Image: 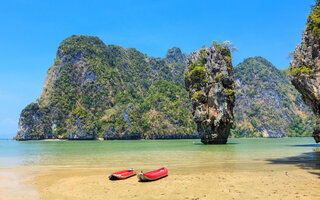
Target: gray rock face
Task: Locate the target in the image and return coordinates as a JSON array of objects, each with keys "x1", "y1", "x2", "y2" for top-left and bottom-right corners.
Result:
[
  {"x1": 67, "y1": 118, "x2": 95, "y2": 140},
  {"x1": 84, "y1": 71, "x2": 95, "y2": 85},
  {"x1": 165, "y1": 47, "x2": 186, "y2": 63},
  {"x1": 15, "y1": 103, "x2": 55, "y2": 140},
  {"x1": 66, "y1": 107, "x2": 97, "y2": 140},
  {"x1": 185, "y1": 45, "x2": 235, "y2": 144},
  {"x1": 290, "y1": 2, "x2": 320, "y2": 143},
  {"x1": 261, "y1": 129, "x2": 284, "y2": 138},
  {"x1": 122, "y1": 105, "x2": 132, "y2": 130}
]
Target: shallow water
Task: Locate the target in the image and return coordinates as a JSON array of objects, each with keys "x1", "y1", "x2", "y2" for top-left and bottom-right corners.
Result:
[{"x1": 0, "y1": 138, "x2": 319, "y2": 173}]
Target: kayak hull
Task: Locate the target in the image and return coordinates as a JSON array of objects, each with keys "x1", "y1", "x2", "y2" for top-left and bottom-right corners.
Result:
[
  {"x1": 137, "y1": 167, "x2": 168, "y2": 182},
  {"x1": 109, "y1": 169, "x2": 136, "y2": 180}
]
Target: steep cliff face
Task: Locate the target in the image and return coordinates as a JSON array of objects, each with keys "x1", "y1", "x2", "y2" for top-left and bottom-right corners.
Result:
[
  {"x1": 233, "y1": 57, "x2": 314, "y2": 138},
  {"x1": 185, "y1": 43, "x2": 235, "y2": 144},
  {"x1": 16, "y1": 103, "x2": 53, "y2": 140},
  {"x1": 15, "y1": 35, "x2": 196, "y2": 140},
  {"x1": 290, "y1": 1, "x2": 320, "y2": 143}
]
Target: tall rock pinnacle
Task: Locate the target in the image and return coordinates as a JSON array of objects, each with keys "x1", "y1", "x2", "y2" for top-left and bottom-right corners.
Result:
[{"x1": 185, "y1": 42, "x2": 235, "y2": 144}]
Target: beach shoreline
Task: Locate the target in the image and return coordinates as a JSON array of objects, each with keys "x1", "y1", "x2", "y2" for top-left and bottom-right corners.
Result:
[{"x1": 7, "y1": 136, "x2": 316, "y2": 142}]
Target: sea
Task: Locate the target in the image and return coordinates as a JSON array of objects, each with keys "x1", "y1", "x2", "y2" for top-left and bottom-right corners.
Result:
[{"x1": 0, "y1": 138, "x2": 319, "y2": 172}]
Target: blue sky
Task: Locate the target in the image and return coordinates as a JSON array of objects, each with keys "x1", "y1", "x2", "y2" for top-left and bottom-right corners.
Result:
[{"x1": 0, "y1": 0, "x2": 314, "y2": 138}]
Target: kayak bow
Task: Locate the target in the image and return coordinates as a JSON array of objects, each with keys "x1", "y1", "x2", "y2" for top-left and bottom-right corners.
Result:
[{"x1": 137, "y1": 167, "x2": 168, "y2": 181}]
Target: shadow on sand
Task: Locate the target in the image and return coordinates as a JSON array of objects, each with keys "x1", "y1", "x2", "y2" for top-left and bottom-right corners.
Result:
[
  {"x1": 138, "y1": 175, "x2": 168, "y2": 183},
  {"x1": 288, "y1": 144, "x2": 320, "y2": 147},
  {"x1": 109, "y1": 175, "x2": 136, "y2": 181},
  {"x1": 266, "y1": 149, "x2": 320, "y2": 178}
]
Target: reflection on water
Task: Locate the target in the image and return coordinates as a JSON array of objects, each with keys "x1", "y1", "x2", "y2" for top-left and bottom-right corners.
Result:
[{"x1": 0, "y1": 138, "x2": 319, "y2": 173}]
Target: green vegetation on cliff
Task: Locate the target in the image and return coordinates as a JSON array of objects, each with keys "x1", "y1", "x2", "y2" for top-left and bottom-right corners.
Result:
[
  {"x1": 15, "y1": 36, "x2": 315, "y2": 140},
  {"x1": 288, "y1": 1, "x2": 320, "y2": 77},
  {"x1": 306, "y1": 0, "x2": 320, "y2": 35},
  {"x1": 16, "y1": 35, "x2": 195, "y2": 140},
  {"x1": 232, "y1": 57, "x2": 314, "y2": 138},
  {"x1": 129, "y1": 80, "x2": 195, "y2": 138}
]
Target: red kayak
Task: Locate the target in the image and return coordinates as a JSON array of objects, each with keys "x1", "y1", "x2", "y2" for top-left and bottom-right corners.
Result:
[
  {"x1": 137, "y1": 167, "x2": 168, "y2": 181},
  {"x1": 109, "y1": 169, "x2": 136, "y2": 180}
]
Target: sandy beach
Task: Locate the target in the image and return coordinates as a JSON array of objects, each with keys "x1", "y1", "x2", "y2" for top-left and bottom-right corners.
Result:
[
  {"x1": 0, "y1": 139, "x2": 319, "y2": 200},
  {"x1": 1, "y1": 164, "x2": 316, "y2": 200}
]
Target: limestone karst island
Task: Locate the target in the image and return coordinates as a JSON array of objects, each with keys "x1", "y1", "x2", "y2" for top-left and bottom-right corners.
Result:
[{"x1": 1, "y1": 0, "x2": 320, "y2": 199}]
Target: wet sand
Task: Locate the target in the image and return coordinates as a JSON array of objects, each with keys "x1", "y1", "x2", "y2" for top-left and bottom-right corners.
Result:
[
  {"x1": 0, "y1": 168, "x2": 39, "y2": 200},
  {"x1": 7, "y1": 165, "x2": 317, "y2": 200}
]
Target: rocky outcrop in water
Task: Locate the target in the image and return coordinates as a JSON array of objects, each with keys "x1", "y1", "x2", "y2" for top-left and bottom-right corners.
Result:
[
  {"x1": 185, "y1": 43, "x2": 235, "y2": 144},
  {"x1": 290, "y1": 1, "x2": 320, "y2": 143}
]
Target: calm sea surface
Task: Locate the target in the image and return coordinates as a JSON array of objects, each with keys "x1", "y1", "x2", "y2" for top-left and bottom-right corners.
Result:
[{"x1": 0, "y1": 138, "x2": 319, "y2": 173}]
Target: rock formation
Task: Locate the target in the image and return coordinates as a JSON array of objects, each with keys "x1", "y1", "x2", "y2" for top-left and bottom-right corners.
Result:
[
  {"x1": 290, "y1": 1, "x2": 320, "y2": 143},
  {"x1": 233, "y1": 57, "x2": 314, "y2": 138},
  {"x1": 16, "y1": 34, "x2": 316, "y2": 141},
  {"x1": 15, "y1": 35, "x2": 196, "y2": 140},
  {"x1": 185, "y1": 42, "x2": 235, "y2": 144},
  {"x1": 165, "y1": 47, "x2": 186, "y2": 63}
]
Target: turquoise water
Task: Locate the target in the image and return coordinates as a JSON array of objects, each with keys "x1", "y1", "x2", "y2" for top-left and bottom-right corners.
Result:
[{"x1": 0, "y1": 138, "x2": 319, "y2": 173}]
